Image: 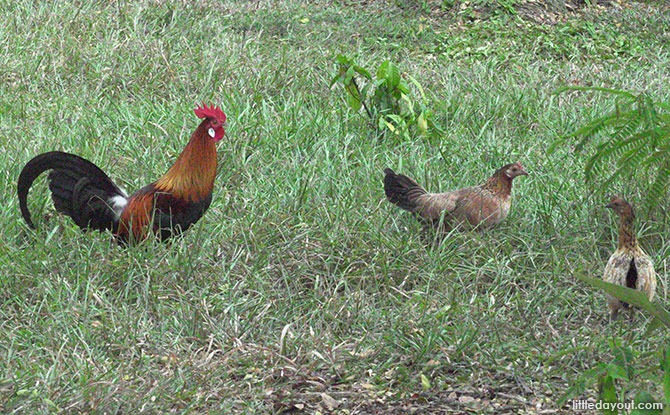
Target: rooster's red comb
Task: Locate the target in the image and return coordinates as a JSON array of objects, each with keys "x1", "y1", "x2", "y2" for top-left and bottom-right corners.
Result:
[{"x1": 194, "y1": 103, "x2": 226, "y2": 123}]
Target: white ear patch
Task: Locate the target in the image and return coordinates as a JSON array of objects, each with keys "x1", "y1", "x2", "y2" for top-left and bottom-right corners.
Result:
[
  {"x1": 208, "y1": 128, "x2": 215, "y2": 138},
  {"x1": 109, "y1": 195, "x2": 128, "y2": 218}
]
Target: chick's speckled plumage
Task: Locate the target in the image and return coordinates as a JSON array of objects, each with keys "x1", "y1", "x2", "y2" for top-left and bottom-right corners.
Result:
[{"x1": 603, "y1": 196, "x2": 657, "y2": 320}]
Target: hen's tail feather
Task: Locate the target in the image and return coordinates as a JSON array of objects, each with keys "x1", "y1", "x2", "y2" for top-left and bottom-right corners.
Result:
[
  {"x1": 383, "y1": 168, "x2": 427, "y2": 212},
  {"x1": 621, "y1": 258, "x2": 638, "y2": 310},
  {"x1": 17, "y1": 151, "x2": 127, "y2": 231}
]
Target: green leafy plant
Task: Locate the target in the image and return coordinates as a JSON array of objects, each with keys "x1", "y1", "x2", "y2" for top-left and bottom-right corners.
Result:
[
  {"x1": 330, "y1": 54, "x2": 435, "y2": 140},
  {"x1": 558, "y1": 343, "x2": 668, "y2": 415},
  {"x1": 550, "y1": 87, "x2": 670, "y2": 208},
  {"x1": 557, "y1": 273, "x2": 670, "y2": 414},
  {"x1": 558, "y1": 340, "x2": 633, "y2": 414}
]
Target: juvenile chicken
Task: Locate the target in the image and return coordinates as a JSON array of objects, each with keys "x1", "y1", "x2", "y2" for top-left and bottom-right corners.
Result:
[
  {"x1": 383, "y1": 163, "x2": 528, "y2": 230},
  {"x1": 603, "y1": 196, "x2": 657, "y2": 320}
]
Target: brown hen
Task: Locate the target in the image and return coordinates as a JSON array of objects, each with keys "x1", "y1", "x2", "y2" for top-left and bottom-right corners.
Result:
[
  {"x1": 603, "y1": 196, "x2": 657, "y2": 320},
  {"x1": 383, "y1": 163, "x2": 528, "y2": 230}
]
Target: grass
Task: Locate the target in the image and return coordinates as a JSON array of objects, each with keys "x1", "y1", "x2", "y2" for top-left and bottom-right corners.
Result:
[{"x1": 1, "y1": 0, "x2": 669, "y2": 413}]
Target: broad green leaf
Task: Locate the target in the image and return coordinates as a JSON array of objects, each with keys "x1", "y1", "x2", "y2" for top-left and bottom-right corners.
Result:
[
  {"x1": 377, "y1": 60, "x2": 400, "y2": 88},
  {"x1": 336, "y1": 54, "x2": 352, "y2": 65},
  {"x1": 605, "y1": 362, "x2": 629, "y2": 381},
  {"x1": 345, "y1": 82, "x2": 360, "y2": 100},
  {"x1": 353, "y1": 65, "x2": 372, "y2": 79},
  {"x1": 376, "y1": 61, "x2": 389, "y2": 83},
  {"x1": 600, "y1": 374, "x2": 618, "y2": 415},
  {"x1": 344, "y1": 66, "x2": 356, "y2": 84},
  {"x1": 573, "y1": 272, "x2": 670, "y2": 328},
  {"x1": 345, "y1": 89, "x2": 362, "y2": 112}
]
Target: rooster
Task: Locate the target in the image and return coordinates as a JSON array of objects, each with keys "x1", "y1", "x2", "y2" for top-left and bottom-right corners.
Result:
[
  {"x1": 17, "y1": 103, "x2": 226, "y2": 243},
  {"x1": 603, "y1": 196, "x2": 657, "y2": 320},
  {"x1": 383, "y1": 163, "x2": 528, "y2": 231}
]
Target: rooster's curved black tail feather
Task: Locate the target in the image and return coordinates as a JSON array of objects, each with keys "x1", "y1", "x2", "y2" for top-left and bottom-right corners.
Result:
[
  {"x1": 17, "y1": 151, "x2": 127, "y2": 232},
  {"x1": 383, "y1": 168, "x2": 427, "y2": 213}
]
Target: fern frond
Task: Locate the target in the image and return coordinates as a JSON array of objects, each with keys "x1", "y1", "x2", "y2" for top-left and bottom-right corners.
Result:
[
  {"x1": 557, "y1": 87, "x2": 670, "y2": 211},
  {"x1": 647, "y1": 163, "x2": 670, "y2": 206},
  {"x1": 584, "y1": 135, "x2": 640, "y2": 182},
  {"x1": 572, "y1": 107, "x2": 639, "y2": 153}
]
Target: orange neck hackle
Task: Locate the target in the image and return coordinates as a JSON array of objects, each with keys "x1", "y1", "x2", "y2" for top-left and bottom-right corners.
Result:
[{"x1": 154, "y1": 122, "x2": 218, "y2": 201}]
